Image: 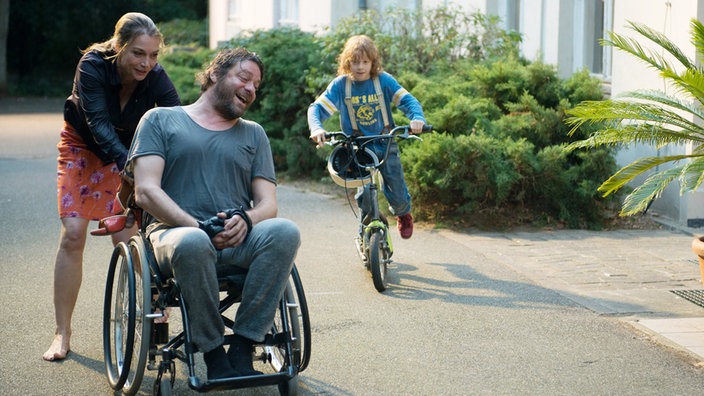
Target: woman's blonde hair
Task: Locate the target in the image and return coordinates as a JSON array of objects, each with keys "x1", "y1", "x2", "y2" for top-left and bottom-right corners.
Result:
[
  {"x1": 82, "y1": 12, "x2": 163, "y2": 60},
  {"x1": 336, "y1": 35, "x2": 383, "y2": 78}
]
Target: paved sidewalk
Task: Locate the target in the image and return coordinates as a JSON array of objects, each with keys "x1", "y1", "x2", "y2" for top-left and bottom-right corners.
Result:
[{"x1": 440, "y1": 220, "x2": 704, "y2": 363}]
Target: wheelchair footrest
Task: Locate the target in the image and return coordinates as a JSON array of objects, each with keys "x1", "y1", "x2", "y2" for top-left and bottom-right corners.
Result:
[{"x1": 189, "y1": 371, "x2": 295, "y2": 392}]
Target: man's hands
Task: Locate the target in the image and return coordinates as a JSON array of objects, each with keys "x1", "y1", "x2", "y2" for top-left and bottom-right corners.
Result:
[
  {"x1": 197, "y1": 215, "x2": 227, "y2": 238},
  {"x1": 198, "y1": 207, "x2": 252, "y2": 250}
]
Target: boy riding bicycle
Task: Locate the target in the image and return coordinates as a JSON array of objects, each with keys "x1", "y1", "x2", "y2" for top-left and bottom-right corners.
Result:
[{"x1": 307, "y1": 34, "x2": 426, "y2": 239}]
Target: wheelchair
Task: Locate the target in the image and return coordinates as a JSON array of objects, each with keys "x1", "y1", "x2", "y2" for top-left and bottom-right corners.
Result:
[{"x1": 101, "y1": 228, "x2": 311, "y2": 396}]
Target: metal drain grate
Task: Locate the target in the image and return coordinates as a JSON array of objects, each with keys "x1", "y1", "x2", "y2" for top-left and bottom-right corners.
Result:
[{"x1": 671, "y1": 289, "x2": 704, "y2": 308}]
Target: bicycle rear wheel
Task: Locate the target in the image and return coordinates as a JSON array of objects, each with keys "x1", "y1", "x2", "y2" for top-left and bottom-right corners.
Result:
[{"x1": 369, "y1": 231, "x2": 389, "y2": 292}]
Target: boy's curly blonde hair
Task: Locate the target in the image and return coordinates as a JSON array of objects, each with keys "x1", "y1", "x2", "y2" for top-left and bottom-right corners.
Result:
[{"x1": 336, "y1": 35, "x2": 383, "y2": 79}]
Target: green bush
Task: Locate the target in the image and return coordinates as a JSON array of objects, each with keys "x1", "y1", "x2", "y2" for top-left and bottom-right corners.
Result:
[
  {"x1": 532, "y1": 145, "x2": 617, "y2": 228},
  {"x1": 402, "y1": 133, "x2": 532, "y2": 224},
  {"x1": 158, "y1": 46, "x2": 215, "y2": 104},
  {"x1": 398, "y1": 55, "x2": 613, "y2": 228}
]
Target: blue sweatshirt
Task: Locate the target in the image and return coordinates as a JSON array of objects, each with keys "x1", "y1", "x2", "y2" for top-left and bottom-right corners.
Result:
[{"x1": 307, "y1": 72, "x2": 425, "y2": 137}]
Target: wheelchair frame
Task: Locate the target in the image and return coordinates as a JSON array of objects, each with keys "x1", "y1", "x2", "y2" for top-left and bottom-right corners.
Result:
[{"x1": 102, "y1": 230, "x2": 311, "y2": 396}]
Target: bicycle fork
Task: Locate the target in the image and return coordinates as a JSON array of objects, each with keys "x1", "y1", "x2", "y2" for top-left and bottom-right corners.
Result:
[{"x1": 362, "y1": 176, "x2": 393, "y2": 259}]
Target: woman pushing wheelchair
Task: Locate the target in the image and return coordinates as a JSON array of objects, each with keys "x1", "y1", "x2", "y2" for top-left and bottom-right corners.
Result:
[{"x1": 45, "y1": 12, "x2": 180, "y2": 362}]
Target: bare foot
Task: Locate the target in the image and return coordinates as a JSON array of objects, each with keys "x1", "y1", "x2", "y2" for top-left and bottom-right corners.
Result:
[{"x1": 43, "y1": 334, "x2": 70, "y2": 361}]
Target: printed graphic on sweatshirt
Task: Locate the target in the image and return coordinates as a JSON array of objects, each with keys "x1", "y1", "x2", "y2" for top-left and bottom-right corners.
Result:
[{"x1": 350, "y1": 93, "x2": 381, "y2": 127}]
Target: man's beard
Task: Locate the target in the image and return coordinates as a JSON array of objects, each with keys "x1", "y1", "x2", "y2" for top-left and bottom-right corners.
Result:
[{"x1": 213, "y1": 81, "x2": 247, "y2": 120}]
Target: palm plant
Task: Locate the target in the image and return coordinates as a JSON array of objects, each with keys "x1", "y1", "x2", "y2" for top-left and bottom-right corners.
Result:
[{"x1": 566, "y1": 19, "x2": 704, "y2": 216}]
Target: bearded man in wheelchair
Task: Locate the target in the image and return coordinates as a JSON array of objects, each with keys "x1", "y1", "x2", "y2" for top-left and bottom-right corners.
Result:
[{"x1": 123, "y1": 48, "x2": 300, "y2": 380}]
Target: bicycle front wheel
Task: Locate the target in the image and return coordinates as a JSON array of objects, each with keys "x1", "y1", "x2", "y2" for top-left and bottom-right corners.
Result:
[{"x1": 369, "y1": 231, "x2": 388, "y2": 292}]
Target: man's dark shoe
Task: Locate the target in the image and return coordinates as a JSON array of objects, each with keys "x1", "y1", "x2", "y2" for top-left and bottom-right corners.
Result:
[
  {"x1": 227, "y1": 335, "x2": 262, "y2": 376},
  {"x1": 396, "y1": 213, "x2": 413, "y2": 239},
  {"x1": 203, "y1": 345, "x2": 238, "y2": 380}
]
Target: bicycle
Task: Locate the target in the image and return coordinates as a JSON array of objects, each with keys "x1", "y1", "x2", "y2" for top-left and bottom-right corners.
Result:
[{"x1": 324, "y1": 124, "x2": 432, "y2": 292}]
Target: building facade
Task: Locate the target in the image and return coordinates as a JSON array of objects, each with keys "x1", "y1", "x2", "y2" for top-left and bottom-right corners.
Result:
[{"x1": 208, "y1": 0, "x2": 704, "y2": 227}]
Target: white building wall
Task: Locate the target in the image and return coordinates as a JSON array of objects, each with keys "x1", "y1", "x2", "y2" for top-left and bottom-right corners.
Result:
[
  {"x1": 540, "y1": 0, "x2": 560, "y2": 65},
  {"x1": 298, "y1": 0, "x2": 331, "y2": 32},
  {"x1": 209, "y1": 0, "x2": 276, "y2": 47},
  {"x1": 240, "y1": 2, "x2": 276, "y2": 31},
  {"x1": 521, "y1": 0, "x2": 546, "y2": 62},
  {"x1": 209, "y1": 0, "x2": 227, "y2": 48}
]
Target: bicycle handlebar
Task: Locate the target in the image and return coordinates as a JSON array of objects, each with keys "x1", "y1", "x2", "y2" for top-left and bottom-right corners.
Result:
[
  {"x1": 323, "y1": 124, "x2": 433, "y2": 143},
  {"x1": 323, "y1": 125, "x2": 433, "y2": 170}
]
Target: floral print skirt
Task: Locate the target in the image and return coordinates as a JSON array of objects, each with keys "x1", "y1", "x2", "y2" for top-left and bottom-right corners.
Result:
[{"x1": 57, "y1": 122, "x2": 121, "y2": 221}]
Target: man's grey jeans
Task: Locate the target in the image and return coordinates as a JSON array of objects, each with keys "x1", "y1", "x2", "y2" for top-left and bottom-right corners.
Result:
[{"x1": 148, "y1": 218, "x2": 300, "y2": 353}]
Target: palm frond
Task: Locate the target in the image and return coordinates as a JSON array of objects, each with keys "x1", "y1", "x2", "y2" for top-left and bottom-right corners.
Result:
[
  {"x1": 566, "y1": 99, "x2": 671, "y2": 126},
  {"x1": 603, "y1": 32, "x2": 679, "y2": 74},
  {"x1": 690, "y1": 19, "x2": 704, "y2": 61},
  {"x1": 597, "y1": 154, "x2": 693, "y2": 196},
  {"x1": 625, "y1": 21, "x2": 695, "y2": 69},
  {"x1": 566, "y1": 123, "x2": 704, "y2": 152},
  {"x1": 628, "y1": 90, "x2": 704, "y2": 121},
  {"x1": 619, "y1": 165, "x2": 683, "y2": 215},
  {"x1": 566, "y1": 99, "x2": 704, "y2": 147},
  {"x1": 680, "y1": 158, "x2": 704, "y2": 192},
  {"x1": 660, "y1": 68, "x2": 704, "y2": 106}
]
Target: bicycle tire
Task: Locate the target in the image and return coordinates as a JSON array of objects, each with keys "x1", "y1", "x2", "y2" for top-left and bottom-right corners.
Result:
[{"x1": 369, "y1": 231, "x2": 388, "y2": 292}]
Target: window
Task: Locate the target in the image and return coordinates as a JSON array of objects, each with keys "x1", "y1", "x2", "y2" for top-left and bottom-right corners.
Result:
[
  {"x1": 575, "y1": 0, "x2": 612, "y2": 77},
  {"x1": 277, "y1": 0, "x2": 299, "y2": 27},
  {"x1": 228, "y1": 0, "x2": 242, "y2": 22}
]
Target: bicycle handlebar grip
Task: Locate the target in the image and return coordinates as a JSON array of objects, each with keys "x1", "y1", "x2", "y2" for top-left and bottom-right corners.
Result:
[{"x1": 422, "y1": 124, "x2": 433, "y2": 132}]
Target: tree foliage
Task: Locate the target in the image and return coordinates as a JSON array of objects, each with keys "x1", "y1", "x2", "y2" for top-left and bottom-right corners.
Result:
[{"x1": 6, "y1": 0, "x2": 207, "y2": 96}]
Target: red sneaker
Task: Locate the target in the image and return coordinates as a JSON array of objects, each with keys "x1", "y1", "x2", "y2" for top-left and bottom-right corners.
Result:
[{"x1": 396, "y1": 213, "x2": 413, "y2": 239}]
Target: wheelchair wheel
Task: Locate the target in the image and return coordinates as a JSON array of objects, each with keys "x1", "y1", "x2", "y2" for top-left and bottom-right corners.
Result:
[
  {"x1": 103, "y1": 242, "x2": 136, "y2": 390},
  {"x1": 267, "y1": 265, "x2": 311, "y2": 375},
  {"x1": 121, "y1": 235, "x2": 153, "y2": 395},
  {"x1": 103, "y1": 237, "x2": 153, "y2": 395},
  {"x1": 369, "y1": 231, "x2": 388, "y2": 292}
]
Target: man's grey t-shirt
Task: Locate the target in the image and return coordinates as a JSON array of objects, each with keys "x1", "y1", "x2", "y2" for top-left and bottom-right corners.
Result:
[{"x1": 127, "y1": 106, "x2": 276, "y2": 222}]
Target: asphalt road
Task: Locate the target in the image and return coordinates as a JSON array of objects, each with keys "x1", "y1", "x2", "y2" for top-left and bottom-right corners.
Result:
[{"x1": 1, "y1": 98, "x2": 704, "y2": 395}]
